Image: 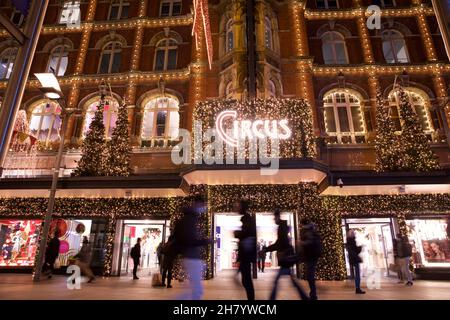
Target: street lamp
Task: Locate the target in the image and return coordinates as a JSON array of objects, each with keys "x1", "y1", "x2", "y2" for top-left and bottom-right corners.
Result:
[{"x1": 33, "y1": 73, "x2": 74, "y2": 282}]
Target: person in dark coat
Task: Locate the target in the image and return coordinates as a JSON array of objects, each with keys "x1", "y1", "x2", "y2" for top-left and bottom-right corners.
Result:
[
  {"x1": 161, "y1": 235, "x2": 176, "y2": 288},
  {"x1": 234, "y1": 200, "x2": 257, "y2": 301},
  {"x1": 266, "y1": 209, "x2": 308, "y2": 300},
  {"x1": 393, "y1": 234, "x2": 404, "y2": 283},
  {"x1": 74, "y1": 236, "x2": 95, "y2": 283},
  {"x1": 346, "y1": 230, "x2": 365, "y2": 294},
  {"x1": 299, "y1": 218, "x2": 322, "y2": 300},
  {"x1": 257, "y1": 241, "x2": 267, "y2": 272},
  {"x1": 130, "y1": 238, "x2": 141, "y2": 280},
  {"x1": 173, "y1": 195, "x2": 212, "y2": 300},
  {"x1": 42, "y1": 230, "x2": 60, "y2": 279}
]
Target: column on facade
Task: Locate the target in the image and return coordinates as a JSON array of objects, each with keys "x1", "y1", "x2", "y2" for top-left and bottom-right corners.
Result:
[
  {"x1": 432, "y1": 73, "x2": 450, "y2": 145},
  {"x1": 416, "y1": 6, "x2": 438, "y2": 62},
  {"x1": 355, "y1": 10, "x2": 374, "y2": 64},
  {"x1": 231, "y1": 0, "x2": 247, "y2": 97},
  {"x1": 367, "y1": 74, "x2": 380, "y2": 139}
]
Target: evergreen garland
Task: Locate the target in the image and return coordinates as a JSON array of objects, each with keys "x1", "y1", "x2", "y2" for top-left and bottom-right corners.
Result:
[
  {"x1": 105, "y1": 102, "x2": 132, "y2": 176},
  {"x1": 73, "y1": 98, "x2": 107, "y2": 176}
]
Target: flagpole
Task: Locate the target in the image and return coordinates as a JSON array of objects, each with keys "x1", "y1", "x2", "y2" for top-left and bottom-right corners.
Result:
[{"x1": 0, "y1": 0, "x2": 49, "y2": 175}]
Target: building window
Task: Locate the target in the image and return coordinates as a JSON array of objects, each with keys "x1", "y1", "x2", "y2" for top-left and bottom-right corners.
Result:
[
  {"x1": 154, "y1": 39, "x2": 178, "y2": 71},
  {"x1": 264, "y1": 17, "x2": 273, "y2": 50},
  {"x1": 388, "y1": 89, "x2": 433, "y2": 133},
  {"x1": 0, "y1": 48, "x2": 17, "y2": 80},
  {"x1": 316, "y1": 0, "x2": 339, "y2": 9},
  {"x1": 10, "y1": 8, "x2": 24, "y2": 26},
  {"x1": 323, "y1": 91, "x2": 366, "y2": 143},
  {"x1": 380, "y1": 0, "x2": 395, "y2": 8},
  {"x1": 382, "y1": 30, "x2": 409, "y2": 63},
  {"x1": 29, "y1": 101, "x2": 62, "y2": 146},
  {"x1": 160, "y1": 0, "x2": 182, "y2": 17},
  {"x1": 226, "y1": 19, "x2": 234, "y2": 53},
  {"x1": 268, "y1": 80, "x2": 276, "y2": 98},
  {"x1": 59, "y1": 1, "x2": 81, "y2": 25},
  {"x1": 108, "y1": 0, "x2": 130, "y2": 20},
  {"x1": 141, "y1": 96, "x2": 180, "y2": 146},
  {"x1": 321, "y1": 31, "x2": 348, "y2": 64},
  {"x1": 98, "y1": 42, "x2": 122, "y2": 74},
  {"x1": 47, "y1": 45, "x2": 69, "y2": 76},
  {"x1": 83, "y1": 97, "x2": 119, "y2": 138}
]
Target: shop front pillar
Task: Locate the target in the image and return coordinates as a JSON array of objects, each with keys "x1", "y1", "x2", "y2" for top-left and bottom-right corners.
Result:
[
  {"x1": 297, "y1": 183, "x2": 347, "y2": 280},
  {"x1": 103, "y1": 215, "x2": 116, "y2": 276}
]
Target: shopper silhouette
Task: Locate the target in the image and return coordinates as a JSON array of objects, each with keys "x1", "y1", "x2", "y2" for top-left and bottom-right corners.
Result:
[
  {"x1": 42, "y1": 229, "x2": 60, "y2": 279},
  {"x1": 161, "y1": 235, "x2": 176, "y2": 288},
  {"x1": 346, "y1": 230, "x2": 365, "y2": 294},
  {"x1": 74, "y1": 236, "x2": 95, "y2": 283},
  {"x1": 299, "y1": 218, "x2": 322, "y2": 300},
  {"x1": 173, "y1": 195, "x2": 212, "y2": 300},
  {"x1": 130, "y1": 237, "x2": 141, "y2": 280},
  {"x1": 265, "y1": 209, "x2": 308, "y2": 300},
  {"x1": 234, "y1": 200, "x2": 257, "y2": 300},
  {"x1": 257, "y1": 241, "x2": 267, "y2": 273},
  {"x1": 397, "y1": 235, "x2": 413, "y2": 286}
]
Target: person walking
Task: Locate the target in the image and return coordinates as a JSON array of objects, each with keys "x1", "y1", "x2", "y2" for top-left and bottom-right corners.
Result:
[
  {"x1": 257, "y1": 242, "x2": 267, "y2": 273},
  {"x1": 234, "y1": 200, "x2": 257, "y2": 301},
  {"x1": 346, "y1": 230, "x2": 365, "y2": 294},
  {"x1": 74, "y1": 236, "x2": 95, "y2": 283},
  {"x1": 393, "y1": 234, "x2": 404, "y2": 283},
  {"x1": 130, "y1": 238, "x2": 141, "y2": 280},
  {"x1": 299, "y1": 218, "x2": 322, "y2": 300},
  {"x1": 397, "y1": 235, "x2": 413, "y2": 286},
  {"x1": 265, "y1": 209, "x2": 309, "y2": 300},
  {"x1": 173, "y1": 195, "x2": 212, "y2": 300},
  {"x1": 161, "y1": 235, "x2": 176, "y2": 288},
  {"x1": 42, "y1": 230, "x2": 60, "y2": 279},
  {"x1": 156, "y1": 241, "x2": 163, "y2": 272}
]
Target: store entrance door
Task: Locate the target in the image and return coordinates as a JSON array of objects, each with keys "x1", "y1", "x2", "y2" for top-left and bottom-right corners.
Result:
[
  {"x1": 119, "y1": 219, "x2": 170, "y2": 277},
  {"x1": 342, "y1": 218, "x2": 396, "y2": 278},
  {"x1": 214, "y1": 212, "x2": 295, "y2": 274}
]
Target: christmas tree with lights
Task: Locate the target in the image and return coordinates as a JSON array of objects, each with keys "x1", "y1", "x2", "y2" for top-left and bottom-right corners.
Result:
[
  {"x1": 396, "y1": 85, "x2": 440, "y2": 171},
  {"x1": 105, "y1": 102, "x2": 131, "y2": 176},
  {"x1": 73, "y1": 97, "x2": 107, "y2": 176},
  {"x1": 374, "y1": 89, "x2": 402, "y2": 171}
]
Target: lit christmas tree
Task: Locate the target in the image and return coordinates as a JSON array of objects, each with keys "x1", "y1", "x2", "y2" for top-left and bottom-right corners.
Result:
[
  {"x1": 374, "y1": 89, "x2": 402, "y2": 171},
  {"x1": 105, "y1": 102, "x2": 131, "y2": 176},
  {"x1": 396, "y1": 85, "x2": 440, "y2": 171},
  {"x1": 73, "y1": 97, "x2": 107, "y2": 176}
]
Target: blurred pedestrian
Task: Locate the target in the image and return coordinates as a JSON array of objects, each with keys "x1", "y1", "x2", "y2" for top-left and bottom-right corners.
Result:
[
  {"x1": 161, "y1": 235, "x2": 176, "y2": 288},
  {"x1": 266, "y1": 209, "x2": 308, "y2": 300},
  {"x1": 299, "y1": 218, "x2": 322, "y2": 300},
  {"x1": 234, "y1": 200, "x2": 257, "y2": 301},
  {"x1": 393, "y1": 234, "x2": 404, "y2": 283},
  {"x1": 156, "y1": 241, "x2": 163, "y2": 272},
  {"x1": 346, "y1": 230, "x2": 365, "y2": 294},
  {"x1": 397, "y1": 235, "x2": 413, "y2": 286},
  {"x1": 257, "y1": 242, "x2": 267, "y2": 273},
  {"x1": 74, "y1": 236, "x2": 95, "y2": 283},
  {"x1": 130, "y1": 237, "x2": 141, "y2": 280},
  {"x1": 42, "y1": 230, "x2": 60, "y2": 279},
  {"x1": 173, "y1": 195, "x2": 212, "y2": 300}
]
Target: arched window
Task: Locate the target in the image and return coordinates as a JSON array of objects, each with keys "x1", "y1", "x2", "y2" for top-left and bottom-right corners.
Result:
[
  {"x1": 29, "y1": 101, "x2": 62, "y2": 146},
  {"x1": 226, "y1": 19, "x2": 234, "y2": 53},
  {"x1": 225, "y1": 82, "x2": 234, "y2": 99},
  {"x1": 316, "y1": 0, "x2": 338, "y2": 9},
  {"x1": 47, "y1": 45, "x2": 69, "y2": 76},
  {"x1": 83, "y1": 97, "x2": 119, "y2": 138},
  {"x1": 382, "y1": 30, "x2": 409, "y2": 63},
  {"x1": 268, "y1": 80, "x2": 276, "y2": 98},
  {"x1": 323, "y1": 90, "x2": 366, "y2": 143},
  {"x1": 154, "y1": 39, "x2": 178, "y2": 71},
  {"x1": 109, "y1": 0, "x2": 130, "y2": 20},
  {"x1": 98, "y1": 42, "x2": 122, "y2": 74},
  {"x1": 388, "y1": 89, "x2": 433, "y2": 133},
  {"x1": 321, "y1": 31, "x2": 348, "y2": 64},
  {"x1": 141, "y1": 96, "x2": 180, "y2": 147},
  {"x1": 264, "y1": 17, "x2": 273, "y2": 50},
  {"x1": 160, "y1": 0, "x2": 182, "y2": 17},
  {"x1": 0, "y1": 48, "x2": 17, "y2": 80}
]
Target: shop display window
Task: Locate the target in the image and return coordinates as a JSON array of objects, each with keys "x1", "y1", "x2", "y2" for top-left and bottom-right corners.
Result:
[
  {"x1": 407, "y1": 218, "x2": 450, "y2": 268},
  {"x1": 0, "y1": 220, "x2": 42, "y2": 267}
]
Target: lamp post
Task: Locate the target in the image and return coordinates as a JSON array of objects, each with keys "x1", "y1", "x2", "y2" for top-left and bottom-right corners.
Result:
[{"x1": 32, "y1": 73, "x2": 74, "y2": 282}]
